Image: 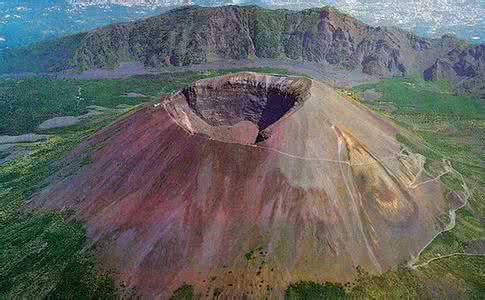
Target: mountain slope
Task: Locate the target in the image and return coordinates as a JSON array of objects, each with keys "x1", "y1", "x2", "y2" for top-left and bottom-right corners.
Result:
[
  {"x1": 30, "y1": 72, "x2": 450, "y2": 298},
  {"x1": 0, "y1": 0, "x2": 171, "y2": 50},
  {"x1": 0, "y1": 33, "x2": 87, "y2": 74},
  {"x1": 69, "y1": 1, "x2": 485, "y2": 43},
  {"x1": 424, "y1": 44, "x2": 485, "y2": 96},
  {"x1": 1, "y1": 5, "x2": 483, "y2": 97},
  {"x1": 2, "y1": 0, "x2": 481, "y2": 50}
]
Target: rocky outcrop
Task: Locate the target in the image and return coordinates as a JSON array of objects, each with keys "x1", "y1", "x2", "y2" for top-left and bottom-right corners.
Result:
[
  {"x1": 164, "y1": 74, "x2": 311, "y2": 144},
  {"x1": 30, "y1": 73, "x2": 450, "y2": 298},
  {"x1": 425, "y1": 44, "x2": 485, "y2": 97},
  {"x1": 68, "y1": 5, "x2": 483, "y2": 89}
]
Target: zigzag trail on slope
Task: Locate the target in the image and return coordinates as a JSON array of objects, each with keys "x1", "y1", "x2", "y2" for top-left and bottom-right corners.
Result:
[
  {"x1": 408, "y1": 162, "x2": 475, "y2": 269},
  {"x1": 396, "y1": 118, "x2": 485, "y2": 269}
]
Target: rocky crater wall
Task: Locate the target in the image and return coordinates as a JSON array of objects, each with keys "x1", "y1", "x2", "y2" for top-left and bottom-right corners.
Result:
[{"x1": 166, "y1": 73, "x2": 312, "y2": 144}]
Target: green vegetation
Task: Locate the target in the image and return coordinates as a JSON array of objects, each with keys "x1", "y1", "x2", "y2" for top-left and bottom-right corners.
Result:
[
  {"x1": 170, "y1": 284, "x2": 195, "y2": 300},
  {"x1": 285, "y1": 281, "x2": 346, "y2": 299},
  {"x1": 0, "y1": 33, "x2": 86, "y2": 74},
  {"x1": 244, "y1": 246, "x2": 263, "y2": 261},
  {"x1": 0, "y1": 67, "x2": 292, "y2": 135},
  {"x1": 0, "y1": 121, "x2": 121, "y2": 298},
  {"x1": 0, "y1": 76, "x2": 155, "y2": 135},
  {"x1": 252, "y1": 9, "x2": 288, "y2": 58},
  {"x1": 353, "y1": 77, "x2": 484, "y2": 117},
  {"x1": 350, "y1": 77, "x2": 485, "y2": 297},
  {"x1": 348, "y1": 265, "x2": 431, "y2": 299}
]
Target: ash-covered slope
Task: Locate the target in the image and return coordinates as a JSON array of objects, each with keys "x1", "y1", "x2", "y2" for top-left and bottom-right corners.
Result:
[{"x1": 31, "y1": 73, "x2": 449, "y2": 298}]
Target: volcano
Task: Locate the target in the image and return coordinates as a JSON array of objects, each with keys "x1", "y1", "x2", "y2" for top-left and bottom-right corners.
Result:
[{"x1": 31, "y1": 73, "x2": 448, "y2": 298}]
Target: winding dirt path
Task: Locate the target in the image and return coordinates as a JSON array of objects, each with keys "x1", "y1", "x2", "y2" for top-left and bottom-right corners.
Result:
[
  {"x1": 412, "y1": 252, "x2": 485, "y2": 268},
  {"x1": 408, "y1": 169, "x2": 476, "y2": 269}
]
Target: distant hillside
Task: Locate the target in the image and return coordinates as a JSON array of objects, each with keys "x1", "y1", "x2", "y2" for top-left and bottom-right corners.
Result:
[
  {"x1": 0, "y1": 34, "x2": 87, "y2": 74},
  {"x1": 1, "y1": 5, "x2": 484, "y2": 97},
  {"x1": 0, "y1": 1, "x2": 170, "y2": 50},
  {"x1": 68, "y1": 0, "x2": 485, "y2": 42},
  {"x1": 1, "y1": 1, "x2": 481, "y2": 50}
]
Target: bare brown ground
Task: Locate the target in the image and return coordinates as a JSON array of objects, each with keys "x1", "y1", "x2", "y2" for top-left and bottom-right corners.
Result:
[{"x1": 30, "y1": 73, "x2": 448, "y2": 298}]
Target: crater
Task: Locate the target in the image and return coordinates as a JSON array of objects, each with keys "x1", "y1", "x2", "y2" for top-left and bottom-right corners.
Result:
[{"x1": 170, "y1": 73, "x2": 312, "y2": 144}]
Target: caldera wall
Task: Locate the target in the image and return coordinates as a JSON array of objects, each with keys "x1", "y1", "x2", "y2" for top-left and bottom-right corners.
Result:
[{"x1": 164, "y1": 73, "x2": 312, "y2": 144}]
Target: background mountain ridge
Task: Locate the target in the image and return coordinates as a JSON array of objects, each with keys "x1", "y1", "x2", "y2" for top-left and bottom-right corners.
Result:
[{"x1": 1, "y1": 5, "x2": 483, "y2": 97}]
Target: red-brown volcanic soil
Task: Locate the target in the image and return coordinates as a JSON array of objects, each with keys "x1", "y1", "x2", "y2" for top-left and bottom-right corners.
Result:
[{"x1": 30, "y1": 72, "x2": 449, "y2": 298}]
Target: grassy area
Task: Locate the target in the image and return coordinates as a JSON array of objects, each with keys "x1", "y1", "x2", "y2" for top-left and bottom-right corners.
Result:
[
  {"x1": 352, "y1": 77, "x2": 484, "y2": 117},
  {"x1": 0, "y1": 116, "x2": 122, "y2": 298},
  {"x1": 285, "y1": 281, "x2": 346, "y2": 299},
  {"x1": 0, "y1": 67, "x2": 292, "y2": 136}
]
